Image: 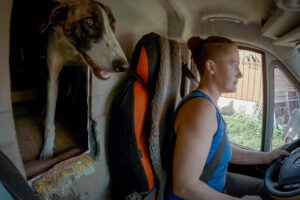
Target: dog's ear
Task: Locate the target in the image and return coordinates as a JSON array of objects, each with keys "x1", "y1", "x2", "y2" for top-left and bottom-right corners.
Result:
[
  {"x1": 40, "y1": 5, "x2": 69, "y2": 33},
  {"x1": 96, "y1": 2, "x2": 116, "y2": 31}
]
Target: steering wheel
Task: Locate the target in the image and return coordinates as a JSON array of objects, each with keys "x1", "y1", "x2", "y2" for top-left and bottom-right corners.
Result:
[{"x1": 265, "y1": 138, "x2": 300, "y2": 199}]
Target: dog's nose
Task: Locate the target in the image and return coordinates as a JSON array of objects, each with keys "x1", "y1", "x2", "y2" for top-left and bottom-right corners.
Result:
[{"x1": 113, "y1": 59, "x2": 129, "y2": 72}]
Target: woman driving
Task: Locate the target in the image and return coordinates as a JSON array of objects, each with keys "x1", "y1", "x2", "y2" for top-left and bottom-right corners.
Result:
[{"x1": 165, "y1": 35, "x2": 289, "y2": 200}]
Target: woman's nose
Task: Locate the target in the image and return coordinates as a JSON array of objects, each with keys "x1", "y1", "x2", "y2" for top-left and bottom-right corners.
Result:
[{"x1": 237, "y1": 67, "x2": 243, "y2": 78}]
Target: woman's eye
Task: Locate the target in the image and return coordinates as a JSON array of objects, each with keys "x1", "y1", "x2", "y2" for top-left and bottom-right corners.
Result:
[
  {"x1": 230, "y1": 62, "x2": 239, "y2": 70},
  {"x1": 85, "y1": 17, "x2": 94, "y2": 26},
  {"x1": 111, "y1": 21, "x2": 115, "y2": 31}
]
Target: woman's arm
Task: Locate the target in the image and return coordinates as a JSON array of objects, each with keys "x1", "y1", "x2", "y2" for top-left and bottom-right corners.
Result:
[
  {"x1": 230, "y1": 144, "x2": 289, "y2": 165},
  {"x1": 172, "y1": 98, "x2": 241, "y2": 199}
]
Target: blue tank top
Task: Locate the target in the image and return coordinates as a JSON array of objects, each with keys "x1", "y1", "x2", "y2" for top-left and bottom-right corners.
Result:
[{"x1": 166, "y1": 91, "x2": 232, "y2": 199}]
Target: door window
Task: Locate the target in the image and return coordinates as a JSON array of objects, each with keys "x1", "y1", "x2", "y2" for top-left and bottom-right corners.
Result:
[
  {"x1": 218, "y1": 48, "x2": 263, "y2": 150},
  {"x1": 272, "y1": 67, "x2": 300, "y2": 149}
]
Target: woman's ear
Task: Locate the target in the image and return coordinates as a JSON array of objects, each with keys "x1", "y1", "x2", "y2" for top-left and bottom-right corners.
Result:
[{"x1": 205, "y1": 59, "x2": 216, "y2": 75}]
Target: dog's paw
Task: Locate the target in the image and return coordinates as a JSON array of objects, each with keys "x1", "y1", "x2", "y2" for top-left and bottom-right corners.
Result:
[
  {"x1": 39, "y1": 146, "x2": 54, "y2": 160},
  {"x1": 40, "y1": 126, "x2": 55, "y2": 159}
]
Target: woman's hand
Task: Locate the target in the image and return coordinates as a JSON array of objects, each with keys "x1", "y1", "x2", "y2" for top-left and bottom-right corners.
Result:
[
  {"x1": 240, "y1": 195, "x2": 262, "y2": 200},
  {"x1": 266, "y1": 149, "x2": 289, "y2": 164}
]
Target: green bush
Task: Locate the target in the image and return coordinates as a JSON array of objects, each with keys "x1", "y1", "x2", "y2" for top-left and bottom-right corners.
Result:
[
  {"x1": 272, "y1": 126, "x2": 286, "y2": 149},
  {"x1": 223, "y1": 111, "x2": 262, "y2": 150},
  {"x1": 223, "y1": 110, "x2": 284, "y2": 150}
]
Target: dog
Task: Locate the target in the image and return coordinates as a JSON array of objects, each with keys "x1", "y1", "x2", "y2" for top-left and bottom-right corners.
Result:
[{"x1": 39, "y1": 0, "x2": 129, "y2": 159}]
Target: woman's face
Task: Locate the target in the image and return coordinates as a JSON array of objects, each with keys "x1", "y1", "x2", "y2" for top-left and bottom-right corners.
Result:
[{"x1": 214, "y1": 45, "x2": 243, "y2": 93}]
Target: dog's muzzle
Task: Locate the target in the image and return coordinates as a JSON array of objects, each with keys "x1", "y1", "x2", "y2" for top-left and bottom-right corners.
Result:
[
  {"x1": 113, "y1": 59, "x2": 129, "y2": 72},
  {"x1": 79, "y1": 49, "x2": 128, "y2": 80},
  {"x1": 93, "y1": 58, "x2": 128, "y2": 80}
]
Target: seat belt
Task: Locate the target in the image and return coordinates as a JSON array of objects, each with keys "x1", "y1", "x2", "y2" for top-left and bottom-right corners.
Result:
[{"x1": 200, "y1": 124, "x2": 227, "y2": 183}]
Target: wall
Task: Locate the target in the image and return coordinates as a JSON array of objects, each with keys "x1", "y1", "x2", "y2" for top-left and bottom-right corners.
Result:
[
  {"x1": 0, "y1": 0, "x2": 132, "y2": 199},
  {"x1": 0, "y1": 0, "x2": 26, "y2": 177}
]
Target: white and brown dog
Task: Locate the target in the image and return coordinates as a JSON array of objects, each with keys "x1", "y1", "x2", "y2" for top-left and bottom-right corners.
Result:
[{"x1": 39, "y1": 0, "x2": 128, "y2": 159}]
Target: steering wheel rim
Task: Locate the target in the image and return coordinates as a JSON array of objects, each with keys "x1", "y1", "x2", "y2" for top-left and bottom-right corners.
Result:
[{"x1": 265, "y1": 139, "x2": 300, "y2": 198}]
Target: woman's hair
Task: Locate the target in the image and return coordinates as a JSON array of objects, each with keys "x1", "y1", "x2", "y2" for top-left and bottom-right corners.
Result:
[{"x1": 187, "y1": 36, "x2": 235, "y2": 76}]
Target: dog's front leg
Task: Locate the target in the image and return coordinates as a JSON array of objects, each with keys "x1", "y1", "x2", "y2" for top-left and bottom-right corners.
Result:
[{"x1": 40, "y1": 54, "x2": 64, "y2": 160}]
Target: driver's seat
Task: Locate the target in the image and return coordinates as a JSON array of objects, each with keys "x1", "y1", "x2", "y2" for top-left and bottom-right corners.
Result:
[{"x1": 108, "y1": 32, "x2": 182, "y2": 200}]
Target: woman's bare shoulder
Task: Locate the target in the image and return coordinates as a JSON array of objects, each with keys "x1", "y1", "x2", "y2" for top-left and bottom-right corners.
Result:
[{"x1": 174, "y1": 97, "x2": 218, "y2": 137}]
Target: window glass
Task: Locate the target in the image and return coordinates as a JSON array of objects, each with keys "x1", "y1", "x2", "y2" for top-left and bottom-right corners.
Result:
[
  {"x1": 218, "y1": 49, "x2": 263, "y2": 150},
  {"x1": 272, "y1": 68, "x2": 300, "y2": 149}
]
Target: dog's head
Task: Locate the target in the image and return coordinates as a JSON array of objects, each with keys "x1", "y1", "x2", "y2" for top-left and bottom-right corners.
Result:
[{"x1": 41, "y1": 0, "x2": 129, "y2": 79}]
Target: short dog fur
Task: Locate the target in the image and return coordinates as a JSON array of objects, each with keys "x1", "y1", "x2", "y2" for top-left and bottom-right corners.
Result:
[{"x1": 40, "y1": 0, "x2": 128, "y2": 159}]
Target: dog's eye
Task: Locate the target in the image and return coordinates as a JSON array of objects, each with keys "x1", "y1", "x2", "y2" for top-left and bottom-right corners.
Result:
[
  {"x1": 65, "y1": 24, "x2": 76, "y2": 35},
  {"x1": 84, "y1": 17, "x2": 94, "y2": 26}
]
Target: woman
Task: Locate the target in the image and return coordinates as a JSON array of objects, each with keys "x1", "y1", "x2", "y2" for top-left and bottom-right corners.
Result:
[{"x1": 165, "y1": 36, "x2": 288, "y2": 200}]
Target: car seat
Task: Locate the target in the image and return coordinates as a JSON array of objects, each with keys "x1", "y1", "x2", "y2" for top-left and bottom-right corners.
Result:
[
  {"x1": 0, "y1": 150, "x2": 40, "y2": 199},
  {"x1": 108, "y1": 32, "x2": 182, "y2": 200}
]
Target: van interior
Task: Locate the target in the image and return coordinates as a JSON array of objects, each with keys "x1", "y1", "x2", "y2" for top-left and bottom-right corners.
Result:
[{"x1": 0, "y1": 0, "x2": 300, "y2": 199}]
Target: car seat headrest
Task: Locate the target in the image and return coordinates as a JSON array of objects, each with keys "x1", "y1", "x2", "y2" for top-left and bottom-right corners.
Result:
[{"x1": 130, "y1": 32, "x2": 160, "y2": 88}]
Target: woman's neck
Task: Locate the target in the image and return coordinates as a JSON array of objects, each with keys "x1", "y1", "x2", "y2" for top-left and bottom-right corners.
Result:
[{"x1": 196, "y1": 82, "x2": 221, "y2": 105}]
